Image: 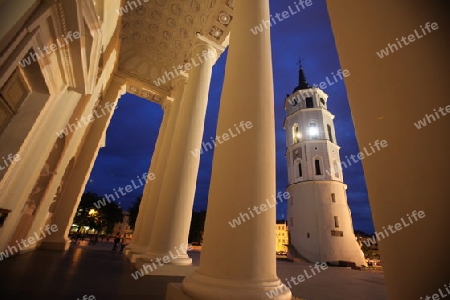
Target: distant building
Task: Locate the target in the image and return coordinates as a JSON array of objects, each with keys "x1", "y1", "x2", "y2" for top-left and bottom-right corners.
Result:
[
  {"x1": 113, "y1": 211, "x2": 133, "y2": 238},
  {"x1": 276, "y1": 220, "x2": 288, "y2": 254}
]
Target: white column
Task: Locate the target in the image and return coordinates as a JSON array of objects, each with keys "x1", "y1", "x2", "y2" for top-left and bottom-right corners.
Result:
[
  {"x1": 180, "y1": 1, "x2": 292, "y2": 299},
  {"x1": 138, "y1": 39, "x2": 219, "y2": 266},
  {"x1": 125, "y1": 105, "x2": 168, "y2": 255},
  {"x1": 128, "y1": 75, "x2": 187, "y2": 260},
  {"x1": 40, "y1": 78, "x2": 126, "y2": 250}
]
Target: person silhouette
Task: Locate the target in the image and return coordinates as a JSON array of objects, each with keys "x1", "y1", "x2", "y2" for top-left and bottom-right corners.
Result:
[{"x1": 112, "y1": 232, "x2": 121, "y2": 251}]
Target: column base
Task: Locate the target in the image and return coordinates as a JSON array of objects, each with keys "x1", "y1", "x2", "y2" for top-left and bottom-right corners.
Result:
[
  {"x1": 166, "y1": 283, "x2": 193, "y2": 300},
  {"x1": 125, "y1": 246, "x2": 146, "y2": 260},
  {"x1": 135, "y1": 257, "x2": 196, "y2": 277},
  {"x1": 39, "y1": 238, "x2": 71, "y2": 251},
  {"x1": 182, "y1": 270, "x2": 292, "y2": 300},
  {"x1": 141, "y1": 252, "x2": 193, "y2": 266},
  {"x1": 124, "y1": 248, "x2": 133, "y2": 256},
  {"x1": 129, "y1": 252, "x2": 144, "y2": 263}
]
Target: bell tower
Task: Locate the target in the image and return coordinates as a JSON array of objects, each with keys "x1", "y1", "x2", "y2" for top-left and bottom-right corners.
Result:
[{"x1": 284, "y1": 63, "x2": 366, "y2": 266}]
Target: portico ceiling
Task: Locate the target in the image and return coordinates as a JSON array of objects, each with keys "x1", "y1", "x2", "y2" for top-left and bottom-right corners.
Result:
[{"x1": 118, "y1": 0, "x2": 234, "y2": 100}]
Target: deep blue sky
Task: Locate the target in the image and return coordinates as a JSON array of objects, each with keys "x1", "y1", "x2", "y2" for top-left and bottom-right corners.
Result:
[{"x1": 85, "y1": 0, "x2": 375, "y2": 233}]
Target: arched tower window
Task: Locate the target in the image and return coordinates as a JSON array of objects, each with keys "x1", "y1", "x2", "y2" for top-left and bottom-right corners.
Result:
[
  {"x1": 309, "y1": 121, "x2": 318, "y2": 139},
  {"x1": 327, "y1": 124, "x2": 334, "y2": 143},
  {"x1": 320, "y1": 98, "x2": 326, "y2": 107},
  {"x1": 334, "y1": 216, "x2": 340, "y2": 228},
  {"x1": 292, "y1": 124, "x2": 300, "y2": 144},
  {"x1": 295, "y1": 159, "x2": 303, "y2": 178},
  {"x1": 315, "y1": 158, "x2": 323, "y2": 175}
]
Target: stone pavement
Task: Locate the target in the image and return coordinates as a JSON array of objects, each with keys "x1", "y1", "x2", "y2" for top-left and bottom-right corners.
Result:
[
  {"x1": 0, "y1": 241, "x2": 387, "y2": 300},
  {"x1": 276, "y1": 258, "x2": 387, "y2": 300}
]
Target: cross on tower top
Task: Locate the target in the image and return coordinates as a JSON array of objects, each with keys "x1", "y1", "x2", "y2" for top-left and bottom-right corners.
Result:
[
  {"x1": 297, "y1": 57, "x2": 304, "y2": 69},
  {"x1": 292, "y1": 57, "x2": 311, "y2": 92}
]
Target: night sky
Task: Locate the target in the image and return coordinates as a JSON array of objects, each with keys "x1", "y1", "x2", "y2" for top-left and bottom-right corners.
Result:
[{"x1": 85, "y1": 0, "x2": 375, "y2": 234}]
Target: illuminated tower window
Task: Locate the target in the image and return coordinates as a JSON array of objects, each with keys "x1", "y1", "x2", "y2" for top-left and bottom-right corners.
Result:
[{"x1": 292, "y1": 124, "x2": 300, "y2": 144}]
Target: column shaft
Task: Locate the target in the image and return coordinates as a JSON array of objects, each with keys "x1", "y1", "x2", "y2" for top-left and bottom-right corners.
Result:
[
  {"x1": 181, "y1": 1, "x2": 291, "y2": 299},
  {"x1": 141, "y1": 42, "x2": 217, "y2": 265},
  {"x1": 40, "y1": 78, "x2": 126, "y2": 250},
  {"x1": 127, "y1": 97, "x2": 171, "y2": 252},
  {"x1": 128, "y1": 77, "x2": 186, "y2": 259}
]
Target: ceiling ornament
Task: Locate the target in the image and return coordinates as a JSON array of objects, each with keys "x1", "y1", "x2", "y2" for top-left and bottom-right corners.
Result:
[{"x1": 118, "y1": 0, "x2": 234, "y2": 93}]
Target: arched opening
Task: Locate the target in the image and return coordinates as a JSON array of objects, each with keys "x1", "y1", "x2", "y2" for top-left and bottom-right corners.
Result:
[
  {"x1": 294, "y1": 159, "x2": 303, "y2": 179},
  {"x1": 327, "y1": 124, "x2": 334, "y2": 143},
  {"x1": 309, "y1": 121, "x2": 319, "y2": 139},
  {"x1": 314, "y1": 157, "x2": 323, "y2": 176},
  {"x1": 292, "y1": 124, "x2": 300, "y2": 144},
  {"x1": 306, "y1": 97, "x2": 314, "y2": 108}
]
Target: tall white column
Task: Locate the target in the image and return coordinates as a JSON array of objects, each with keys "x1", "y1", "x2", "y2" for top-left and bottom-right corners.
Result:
[
  {"x1": 181, "y1": 1, "x2": 291, "y2": 299},
  {"x1": 40, "y1": 78, "x2": 126, "y2": 250},
  {"x1": 125, "y1": 99, "x2": 169, "y2": 254},
  {"x1": 138, "y1": 40, "x2": 219, "y2": 266},
  {"x1": 128, "y1": 75, "x2": 187, "y2": 260}
]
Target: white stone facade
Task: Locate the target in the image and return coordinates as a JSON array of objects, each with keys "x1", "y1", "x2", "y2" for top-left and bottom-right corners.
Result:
[
  {"x1": 285, "y1": 79, "x2": 366, "y2": 267},
  {"x1": 0, "y1": 1, "x2": 291, "y2": 299}
]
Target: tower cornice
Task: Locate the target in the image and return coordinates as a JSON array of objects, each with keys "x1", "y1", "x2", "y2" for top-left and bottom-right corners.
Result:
[
  {"x1": 283, "y1": 108, "x2": 335, "y2": 129},
  {"x1": 284, "y1": 87, "x2": 329, "y2": 110},
  {"x1": 285, "y1": 139, "x2": 341, "y2": 157}
]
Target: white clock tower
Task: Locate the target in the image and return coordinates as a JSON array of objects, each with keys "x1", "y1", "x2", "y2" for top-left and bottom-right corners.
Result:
[{"x1": 284, "y1": 65, "x2": 366, "y2": 267}]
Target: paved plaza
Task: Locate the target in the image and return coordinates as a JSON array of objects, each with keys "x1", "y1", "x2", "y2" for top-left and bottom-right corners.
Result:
[{"x1": 0, "y1": 241, "x2": 387, "y2": 300}]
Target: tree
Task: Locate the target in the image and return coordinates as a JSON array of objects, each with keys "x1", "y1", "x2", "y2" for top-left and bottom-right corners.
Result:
[
  {"x1": 188, "y1": 211, "x2": 206, "y2": 244},
  {"x1": 99, "y1": 198, "x2": 123, "y2": 235},
  {"x1": 72, "y1": 192, "x2": 123, "y2": 234},
  {"x1": 128, "y1": 196, "x2": 141, "y2": 230},
  {"x1": 73, "y1": 192, "x2": 101, "y2": 232}
]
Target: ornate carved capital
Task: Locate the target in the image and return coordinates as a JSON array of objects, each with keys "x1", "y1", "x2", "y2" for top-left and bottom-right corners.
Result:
[{"x1": 162, "y1": 97, "x2": 174, "y2": 112}]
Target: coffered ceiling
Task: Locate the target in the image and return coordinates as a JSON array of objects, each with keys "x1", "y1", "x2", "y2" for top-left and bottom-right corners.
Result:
[{"x1": 118, "y1": 0, "x2": 234, "y2": 94}]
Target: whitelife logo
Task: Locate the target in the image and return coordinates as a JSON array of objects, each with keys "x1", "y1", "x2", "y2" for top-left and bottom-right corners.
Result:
[
  {"x1": 19, "y1": 31, "x2": 81, "y2": 67},
  {"x1": 77, "y1": 296, "x2": 96, "y2": 300},
  {"x1": 414, "y1": 104, "x2": 450, "y2": 130},
  {"x1": 228, "y1": 192, "x2": 291, "y2": 228},
  {"x1": 266, "y1": 262, "x2": 328, "y2": 299},
  {"x1": 325, "y1": 139, "x2": 388, "y2": 177},
  {"x1": 56, "y1": 102, "x2": 117, "y2": 138},
  {"x1": 0, "y1": 154, "x2": 21, "y2": 171},
  {"x1": 376, "y1": 22, "x2": 439, "y2": 59},
  {"x1": 363, "y1": 210, "x2": 425, "y2": 247},
  {"x1": 250, "y1": 0, "x2": 313, "y2": 35},
  {"x1": 287, "y1": 69, "x2": 350, "y2": 106},
  {"x1": 116, "y1": 0, "x2": 149, "y2": 16},
  {"x1": 93, "y1": 172, "x2": 156, "y2": 209},
  {"x1": 131, "y1": 243, "x2": 193, "y2": 280},
  {"x1": 0, "y1": 225, "x2": 58, "y2": 261},
  {"x1": 420, "y1": 282, "x2": 450, "y2": 300},
  {"x1": 153, "y1": 49, "x2": 216, "y2": 87},
  {"x1": 190, "y1": 121, "x2": 253, "y2": 157}
]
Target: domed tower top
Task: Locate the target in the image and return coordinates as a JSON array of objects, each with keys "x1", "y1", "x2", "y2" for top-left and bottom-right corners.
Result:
[{"x1": 284, "y1": 60, "x2": 329, "y2": 114}]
